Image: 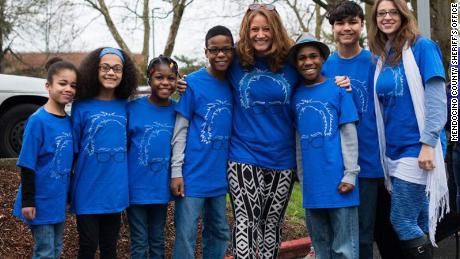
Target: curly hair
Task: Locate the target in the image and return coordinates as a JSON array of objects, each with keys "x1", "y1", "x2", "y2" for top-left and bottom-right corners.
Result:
[
  {"x1": 76, "y1": 47, "x2": 139, "y2": 100},
  {"x1": 236, "y1": 8, "x2": 293, "y2": 73},
  {"x1": 368, "y1": 0, "x2": 419, "y2": 66}
]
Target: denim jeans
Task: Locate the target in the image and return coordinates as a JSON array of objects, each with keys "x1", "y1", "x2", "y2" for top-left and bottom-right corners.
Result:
[
  {"x1": 390, "y1": 177, "x2": 428, "y2": 241},
  {"x1": 358, "y1": 178, "x2": 379, "y2": 259},
  {"x1": 127, "y1": 204, "x2": 167, "y2": 259},
  {"x1": 173, "y1": 196, "x2": 229, "y2": 259},
  {"x1": 305, "y1": 207, "x2": 359, "y2": 259},
  {"x1": 30, "y1": 222, "x2": 65, "y2": 259},
  {"x1": 453, "y1": 151, "x2": 460, "y2": 212}
]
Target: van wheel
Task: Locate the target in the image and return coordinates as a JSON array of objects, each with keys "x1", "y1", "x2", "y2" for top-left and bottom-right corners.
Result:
[{"x1": 0, "y1": 104, "x2": 40, "y2": 158}]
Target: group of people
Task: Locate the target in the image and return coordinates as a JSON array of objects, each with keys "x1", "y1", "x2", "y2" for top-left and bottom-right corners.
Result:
[{"x1": 12, "y1": 0, "x2": 454, "y2": 259}]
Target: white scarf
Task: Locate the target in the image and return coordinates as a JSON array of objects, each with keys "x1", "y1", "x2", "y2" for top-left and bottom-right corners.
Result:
[{"x1": 373, "y1": 43, "x2": 450, "y2": 246}]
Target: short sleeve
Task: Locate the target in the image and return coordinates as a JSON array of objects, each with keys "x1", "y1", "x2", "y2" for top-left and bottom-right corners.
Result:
[
  {"x1": 339, "y1": 88, "x2": 359, "y2": 125},
  {"x1": 175, "y1": 81, "x2": 196, "y2": 120},
  {"x1": 414, "y1": 37, "x2": 446, "y2": 84},
  {"x1": 71, "y1": 102, "x2": 83, "y2": 154},
  {"x1": 17, "y1": 117, "x2": 43, "y2": 171}
]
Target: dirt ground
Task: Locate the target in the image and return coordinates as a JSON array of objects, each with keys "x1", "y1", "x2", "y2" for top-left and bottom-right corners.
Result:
[{"x1": 0, "y1": 165, "x2": 306, "y2": 259}]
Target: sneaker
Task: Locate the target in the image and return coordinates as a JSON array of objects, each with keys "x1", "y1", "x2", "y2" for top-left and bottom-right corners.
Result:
[{"x1": 305, "y1": 246, "x2": 316, "y2": 259}]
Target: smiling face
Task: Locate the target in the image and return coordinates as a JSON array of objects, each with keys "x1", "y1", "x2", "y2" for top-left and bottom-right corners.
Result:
[
  {"x1": 249, "y1": 14, "x2": 273, "y2": 56},
  {"x1": 98, "y1": 54, "x2": 123, "y2": 91},
  {"x1": 376, "y1": 0, "x2": 401, "y2": 40},
  {"x1": 296, "y1": 45, "x2": 325, "y2": 84},
  {"x1": 46, "y1": 69, "x2": 77, "y2": 106},
  {"x1": 149, "y1": 64, "x2": 177, "y2": 104},
  {"x1": 205, "y1": 35, "x2": 234, "y2": 73},
  {"x1": 332, "y1": 16, "x2": 363, "y2": 47}
]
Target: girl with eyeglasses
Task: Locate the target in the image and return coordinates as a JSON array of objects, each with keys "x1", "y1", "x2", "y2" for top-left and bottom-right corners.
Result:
[
  {"x1": 70, "y1": 47, "x2": 138, "y2": 258},
  {"x1": 126, "y1": 55, "x2": 178, "y2": 258},
  {"x1": 12, "y1": 57, "x2": 77, "y2": 258},
  {"x1": 368, "y1": 0, "x2": 448, "y2": 258}
]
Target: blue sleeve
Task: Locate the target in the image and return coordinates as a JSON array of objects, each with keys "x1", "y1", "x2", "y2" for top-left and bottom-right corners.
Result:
[
  {"x1": 420, "y1": 77, "x2": 447, "y2": 147},
  {"x1": 71, "y1": 103, "x2": 82, "y2": 154},
  {"x1": 175, "y1": 83, "x2": 196, "y2": 120},
  {"x1": 17, "y1": 118, "x2": 42, "y2": 171},
  {"x1": 339, "y1": 89, "x2": 359, "y2": 125},
  {"x1": 415, "y1": 38, "x2": 446, "y2": 84}
]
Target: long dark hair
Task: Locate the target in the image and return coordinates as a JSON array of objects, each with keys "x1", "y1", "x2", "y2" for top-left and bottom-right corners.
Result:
[{"x1": 76, "y1": 47, "x2": 138, "y2": 100}]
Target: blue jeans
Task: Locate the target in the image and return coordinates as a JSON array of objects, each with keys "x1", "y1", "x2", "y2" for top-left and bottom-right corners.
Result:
[
  {"x1": 30, "y1": 222, "x2": 65, "y2": 259},
  {"x1": 358, "y1": 178, "x2": 379, "y2": 259},
  {"x1": 305, "y1": 207, "x2": 359, "y2": 259},
  {"x1": 127, "y1": 204, "x2": 167, "y2": 259},
  {"x1": 453, "y1": 151, "x2": 460, "y2": 212},
  {"x1": 173, "y1": 196, "x2": 229, "y2": 259},
  {"x1": 390, "y1": 177, "x2": 428, "y2": 241}
]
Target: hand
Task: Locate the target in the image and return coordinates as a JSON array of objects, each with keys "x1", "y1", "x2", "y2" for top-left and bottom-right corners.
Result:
[
  {"x1": 176, "y1": 75, "x2": 188, "y2": 94},
  {"x1": 22, "y1": 207, "x2": 36, "y2": 220},
  {"x1": 335, "y1": 76, "x2": 352, "y2": 92},
  {"x1": 338, "y1": 182, "x2": 354, "y2": 194},
  {"x1": 418, "y1": 144, "x2": 435, "y2": 171},
  {"x1": 171, "y1": 177, "x2": 185, "y2": 197}
]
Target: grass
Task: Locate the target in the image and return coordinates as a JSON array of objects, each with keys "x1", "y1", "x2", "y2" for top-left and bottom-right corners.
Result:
[
  {"x1": 226, "y1": 181, "x2": 305, "y2": 225},
  {"x1": 285, "y1": 182, "x2": 305, "y2": 224}
]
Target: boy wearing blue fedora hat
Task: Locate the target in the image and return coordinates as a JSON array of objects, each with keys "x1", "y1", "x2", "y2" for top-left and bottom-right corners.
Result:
[{"x1": 289, "y1": 33, "x2": 361, "y2": 259}]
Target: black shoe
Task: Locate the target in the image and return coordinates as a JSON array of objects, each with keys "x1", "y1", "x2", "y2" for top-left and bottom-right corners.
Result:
[{"x1": 401, "y1": 235, "x2": 433, "y2": 259}]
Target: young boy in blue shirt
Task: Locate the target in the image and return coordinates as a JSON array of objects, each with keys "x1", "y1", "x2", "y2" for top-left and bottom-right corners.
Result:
[
  {"x1": 321, "y1": 2, "x2": 384, "y2": 258},
  {"x1": 170, "y1": 25, "x2": 233, "y2": 259},
  {"x1": 289, "y1": 34, "x2": 360, "y2": 259}
]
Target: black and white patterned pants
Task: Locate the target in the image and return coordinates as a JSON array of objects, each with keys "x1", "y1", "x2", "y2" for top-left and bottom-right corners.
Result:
[{"x1": 227, "y1": 161, "x2": 295, "y2": 259}]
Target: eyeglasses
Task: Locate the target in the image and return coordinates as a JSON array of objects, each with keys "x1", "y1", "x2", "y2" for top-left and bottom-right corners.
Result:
[
  {"x1": 211, "y1": 136, "x2": 229, "y2": 150},
  {"x1": 99, "y1": 63, "x2": 123, "y2": 74},
  {"x1": 248, "y1": 3, "x2": 275, "y2": 11},
  {"x1": 376, "y1": 9, "x2": 400, "y2": 18},
  {"x1": 206, "y1": 47, "x2": 234, "y2": 55},
  {"x1": 148, "y1": 157, "x2": 169, "y2": 173},
  {"x1": 301, "y1": 135, "x2": 324, "y2": 150},
  {"x1": 96, "y1": 149, "x2": 126, "y2": 163},
  {"x1": 250, "y1": 101, "x2": 283, "y2": 115}
]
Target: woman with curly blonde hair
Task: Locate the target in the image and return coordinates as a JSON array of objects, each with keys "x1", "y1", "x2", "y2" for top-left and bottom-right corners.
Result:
[
  {"x1": 226, "y1": 4, "x2": 298, "y2": 259},
  {"x1": 368, "y1": 0, "x2": 448, "y2": 258}
]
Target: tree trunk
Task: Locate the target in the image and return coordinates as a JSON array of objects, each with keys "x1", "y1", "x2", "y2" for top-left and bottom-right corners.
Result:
[
  {"x1": 315, "y1": 4, "x2": 322, "y2": 39},
  {"x1": 140, "y1": 0, "x2": 150, "y2": 80},
  {"x1": 96, "y1": 0, "x2": 132, "y2": 54},
  {"x1": 0, "y1": 0, "x2": 5, "y2": 73},
  {"x1": 430, "y1": 0, "x2": 451, "y2": 78},
  {"x1": 163, "y1": 0, "x2": 189, "y2": 57}
]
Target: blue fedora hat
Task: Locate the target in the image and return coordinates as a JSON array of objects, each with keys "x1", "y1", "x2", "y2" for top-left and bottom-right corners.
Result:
[{"x1": 287, "y1": 33, "x2": 330, "y2": 66}]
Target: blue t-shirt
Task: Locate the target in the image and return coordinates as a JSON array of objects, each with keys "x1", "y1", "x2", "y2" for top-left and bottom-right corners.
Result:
[
  {"x1": 127, "y1": 96, "x2": 175, "y2": 204},
  {"x1": 293, "y1": 79, "x2": 360, "y2": 208},
  {"x1": 13, "y1": 107, "x2": 73, "y2": 224},
  {"x1": 322, "y1": 50, "x2": 383, "y2": 178},
  {"x1": 175, "y1": 68, "x2": 233, "y2": 197},
  {"x1": 70, "y1": 99, "x2": 129, "y2": 214},
  {"x1": 228, "y1": 56, "x2": 299, "y2": 169},
  {"x1": 376, "y1": 37, "x2": 446, "y2": 160}
]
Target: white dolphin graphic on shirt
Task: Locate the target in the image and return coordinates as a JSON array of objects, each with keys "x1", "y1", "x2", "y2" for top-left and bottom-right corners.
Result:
[
  {"x1": 350, "y1": 78, "x2": 368, "y2": 113},
  {"x1": 84, "y1": 112, "x2": 127, "y2": 156},
  {"x1": 238, "y1": 68, "x2": 291, "y2": 109},
  {"x1": 380, "y1": 65, "x2": 404, "y2": 97},
  {"x1": 49, "y1": 132, "x2": 73, "y2": 179},
  {"x1": 138, "y1": 122, "x2": 173, "y2": 166},
  {"x1": 200, "y1": 100, "x2": 232, "y2": 144},
  {"x1": 296, "y1": 99, "x2": 333, "y2": 138}
]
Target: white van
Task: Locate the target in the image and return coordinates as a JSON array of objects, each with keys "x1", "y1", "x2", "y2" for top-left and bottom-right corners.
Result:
[{"x1": 0, "y1": 74, "x2": 47, "y2": 157}]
